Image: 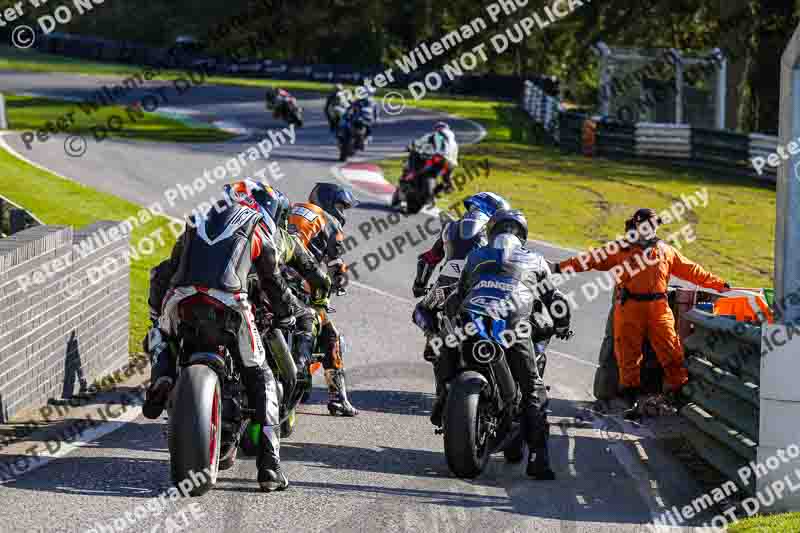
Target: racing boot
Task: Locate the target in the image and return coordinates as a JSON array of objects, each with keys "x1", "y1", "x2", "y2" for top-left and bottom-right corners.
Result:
[
  {"x1": 293, "y1": 333, "x2": 315, "y2": 379},
  {"x1": 257, "y1": 425, "x2": 288, "y2": 492},
  {"x1": 525, "y1": 418, "x2": 555, "y2": 480},
  {"x1": 527, "y1": 444, "x2": 556, "y2": 480},
  {"x1": 325, "y1": 369, "x2": 358, "y2": 416},
  {"x1": 142, "y1": 329, "x2": 176, "y2": 420}
]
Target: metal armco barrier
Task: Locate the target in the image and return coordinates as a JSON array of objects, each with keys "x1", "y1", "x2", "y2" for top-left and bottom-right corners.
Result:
[
  {"x1": 558, "y1": 111, "x2": 586, "y2": 154},
  {"x1": 749, "y1": 133, "x2": 779, "y2": 180},
  {"x1": 521, "y1": 80, "x2": 779, "y2": 183},
  {"x1": 636, "y1": 123, "x2": 691, "y2": 159},
  {"x1": 680, "y1": 309, "x2": 762, "y2": 494},
  {"x1": 595, "y1": 119, "x2": 636, "y2": 158},
  {"x1": 691, "y1": 127, "x2": 751, "y2": 170}
]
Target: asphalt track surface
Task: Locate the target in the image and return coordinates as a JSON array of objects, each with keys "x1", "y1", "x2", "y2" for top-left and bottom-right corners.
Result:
[{"x1": 0, "y1": 73, "x2": 708, "y2": 532}]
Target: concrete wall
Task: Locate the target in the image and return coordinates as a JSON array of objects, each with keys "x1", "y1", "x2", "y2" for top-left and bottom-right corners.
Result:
[{"x1": 0, "y1": 222, "x2": 130, "y2": 422}]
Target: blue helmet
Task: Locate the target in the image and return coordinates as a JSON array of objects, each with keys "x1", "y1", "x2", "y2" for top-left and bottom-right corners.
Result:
[{"x1": 463, "y1": 192, "x2": 509, "y2": 218}]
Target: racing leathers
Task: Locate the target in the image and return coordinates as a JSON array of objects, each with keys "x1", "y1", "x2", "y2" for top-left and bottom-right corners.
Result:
[
  {"x1": 273, "y1": 226, "x2": 332, "y2": 376},
  {"x1": 325, "y1": 89, "x2": 350, "y2": 132},
  {"x1": 267, "y1": 88, "x2": 295, "y2": 119},
  {"x1": 412, "y1": 128, "x2": 458, "y2": 193},
  {"x1": 287, "y1": 202, "x2": 357, "y2": 416},
  {"x1": 413, "y1": 210, "x2": 489, "y2": 399},
  {"x1": 445, "y1": 237, "x2": 571, "y2": 479},
  {"x1": 343, "y1": 98, "x2": 377, "y2": 147},
  {"x1": 147, "y1": 202, "x2": 295, "y2": 490}
]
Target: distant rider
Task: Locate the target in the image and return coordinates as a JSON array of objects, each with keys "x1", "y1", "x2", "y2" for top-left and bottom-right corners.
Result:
[
  {"x1": 266, "y1": 87, "x2": 295, "y2": 118},
  {"x1": 325, "y1": 83, "x2": 350, "y2": 133},
  {"x1": 144, "y1": 179, "x2": 298, "y2": 492},
  {"x1": 412, "y1": 192, "x2": 510, "y2": 425},
  {"x1": 412, "y1": 122, "x2": 458, "y2": 194},
  {"x1": 445, "y1": 209, "x2": 572, "y2": 480},
  {"x1": 287, "y1": 183, "x2": 359, "y2": 416},
  {"x1": 343, "y1": 86, "x2": 378, "y2": 146}
]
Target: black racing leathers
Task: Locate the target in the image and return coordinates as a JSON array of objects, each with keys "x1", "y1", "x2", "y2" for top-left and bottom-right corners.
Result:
[
  {"x1": 444, "y1": 236, "x2": 571, "y2": 456},
  {"x1": 150, "y1": 204, "x2": 294, "y2": 322}
]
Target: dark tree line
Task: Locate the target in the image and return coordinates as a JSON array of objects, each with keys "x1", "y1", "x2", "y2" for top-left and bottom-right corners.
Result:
[{"x1": 2, "y1": 0, "x2": 798, "y2": 132}]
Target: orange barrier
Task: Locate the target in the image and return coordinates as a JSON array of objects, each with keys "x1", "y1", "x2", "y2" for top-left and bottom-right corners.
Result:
[{"x1": 713, "y1": 289, "x2": 774, "y2": 324}]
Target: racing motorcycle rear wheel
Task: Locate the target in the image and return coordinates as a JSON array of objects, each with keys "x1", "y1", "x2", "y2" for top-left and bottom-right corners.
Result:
[{"x1": 168, "y1": 365, "x2": 221, "y2": 496}]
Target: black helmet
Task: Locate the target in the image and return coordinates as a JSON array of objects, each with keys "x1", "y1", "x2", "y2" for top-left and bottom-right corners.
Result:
[
  {"x1": 487, "y1": 209, "x2": 528, "y2": 242},
  {"x1": 308, "y1": 182, "x2": 358, "y2": 226}
]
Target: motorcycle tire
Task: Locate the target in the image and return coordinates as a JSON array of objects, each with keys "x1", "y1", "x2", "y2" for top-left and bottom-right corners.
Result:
[
  {"x1": 443, "y1": 383, "x2": 490, "y2": 478},
  {"x1": 168, "y1": 365, "x2": 221, "y2": 496}
]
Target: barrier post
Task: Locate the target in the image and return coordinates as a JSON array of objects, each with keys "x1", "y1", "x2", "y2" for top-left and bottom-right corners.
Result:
[
  {"x1": 0, "y1": 93, "x2": 7, "y2": 130},
  {"x1": 757, "y1": 20, "x2": 800, "y2": 512},
  {"x1": 714, "y1": 49, "x2": 728, "y2": 130}
]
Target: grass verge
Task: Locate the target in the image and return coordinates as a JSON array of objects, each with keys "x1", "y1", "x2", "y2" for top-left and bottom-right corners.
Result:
[
  {"x1": 0, "y1": 144, "x2": 175, "y2": 355},
  {"x1": 379, "y1": 99, "x2": 775, "y2": 289},
  {"x1": 5, "y1": 94, "x2": 234, "y2": 143},
  {"x1": 728, "y1": 513, "x2": 800, "y2": 532}
]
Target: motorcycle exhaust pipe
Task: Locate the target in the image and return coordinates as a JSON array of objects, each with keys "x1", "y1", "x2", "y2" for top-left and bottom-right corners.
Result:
[{"x1": 266, "y1": 329, "x2": 298, "y2": 385}]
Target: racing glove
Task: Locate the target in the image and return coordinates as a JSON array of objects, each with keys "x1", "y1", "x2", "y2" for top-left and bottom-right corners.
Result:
[{"x1": 274, "y1": 314, "x2": 296, "y2": 332}]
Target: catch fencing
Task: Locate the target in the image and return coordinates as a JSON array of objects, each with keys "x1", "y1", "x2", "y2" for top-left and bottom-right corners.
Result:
[
  {"x1": 679, "y1": 310, "x2": 762, "y2": 494},
  {"x1": 522, "y1": 82, "x2": 780, "y2": 183},
  {"x1": 0, "y1": 223, "x2": 131, "y2": 422}
]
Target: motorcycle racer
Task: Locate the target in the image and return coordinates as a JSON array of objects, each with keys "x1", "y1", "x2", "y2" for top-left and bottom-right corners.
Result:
[
  {"x1": 413, "y1": 193, "x2": 510, "y2": 421},
  {"x1": 411, "y1": 122, "x2": 459, "y2": 195},
  {"x1": 325, "y1": 83, "x2": 350, "y2": 133},
  {"x1": 144, "y1": 179, "x2": 297, "y2": 492},
  {"x1": 287, "y1": 183, "x2": 359, "y2": 416},
  {"x1": 444, "y1": 209, "x2": 572, "y2": 479}
]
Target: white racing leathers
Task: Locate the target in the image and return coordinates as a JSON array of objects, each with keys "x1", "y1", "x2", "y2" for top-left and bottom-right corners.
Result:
[
  {"x1": 159, "y1": 286, "x2": 280, "y2": 426},
  {"x1": 413, "y1": 129, "x2": 459, "y2": 168}
]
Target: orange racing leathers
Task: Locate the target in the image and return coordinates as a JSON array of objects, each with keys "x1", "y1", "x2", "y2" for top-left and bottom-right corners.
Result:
[
  {"x1": 287, "y1": 202, "x2": 347, "y2": 370},
  {"x1": 559, "y1": 239, "x2": 726, "y2": 392}
]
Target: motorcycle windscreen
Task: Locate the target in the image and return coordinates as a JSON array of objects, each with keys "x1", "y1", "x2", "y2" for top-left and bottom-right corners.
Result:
[{"x1": 465, "y1": 311, "x2": 507, "y2": 345}]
